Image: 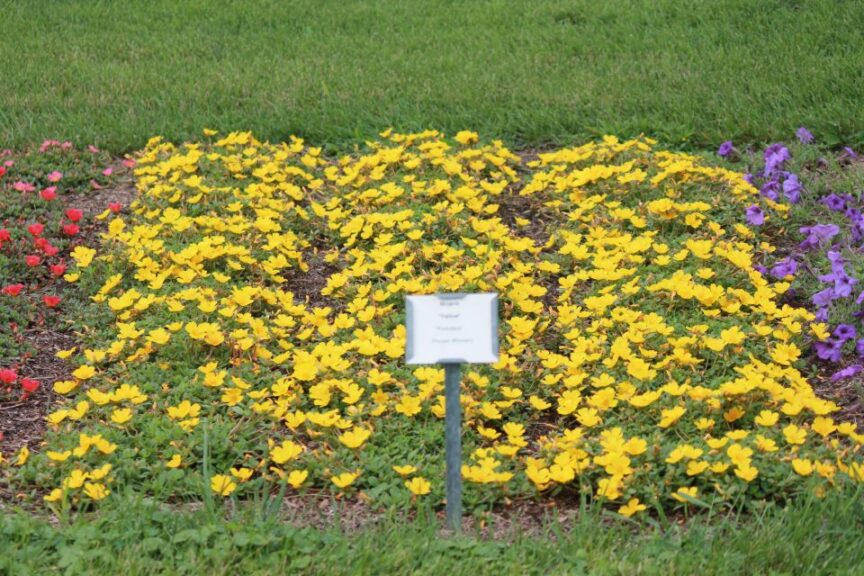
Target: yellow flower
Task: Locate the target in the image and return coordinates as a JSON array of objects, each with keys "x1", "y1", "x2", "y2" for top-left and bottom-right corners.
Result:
[
  {"x1": 210, "y1": 474, "x2": 237, "y2": 496},
  {"x1": 110, "y1": 408, "x2": 133, "y2": 425},
  {"x1": 46, "y1": 450, "x2": 72, "y2": 462},
  {"x1": 287, "y1": 470, "x2": 309, "y2": 488},
  {"x1": 393, "y1": 465, "x2": 418, "y2": 477},
  {"x1": 271, "y1": 440, "x2": 303, "y2": 464},
  {"x1": 15, "y1": 446, "x2": 29, "y2": 466},
  {"x1": 166, "y1": 455, "x2": 182, "y2": 469},
  {"x1": 672, "y1": 486, "x2": 699, "y2": 503},
  {"x1": 230, "y1": 467, "x2": 254, "y2": 482},
  {"x1": 618, "y1": 498, "x2": 647, "y2": 517},
  {"x1": 754, "y1": 410, "x2": 779, "y2": 427},
  {"x1": 338, "y1": 427, "x2": 372, "y2": 449},
  {"x1": 734, "y1": 464, "x2": 759, "y2": 482},
  {"x1": 405, "y1": 476, "x2": 431, "y2": 496},
  {"x1": 454, "y1": 131, "x2": 479, "y2": 145},
  {"x1": 83, "y1": 482, "x2": 111, "y2": 501},
  {"x1": 783, "y1": 424, "x2": 807, "y2": 446},
  {"x1": 331, "y1": 471, "x2": 360, "y2": 489},
  {"x1": 658, "y1": 406, "x2": 686, "y2": 428},
  {"x1": 72, "y1": 365, "x2": 96, "y2": 380},
  {"x1": 44, "y1": 488, "x2": 64, "y2": 502},
  {"x1": 53, "y1": 380, "x2": 78, "y2": 394},
  {"x1": 792, "y1": 458, "x2": 813, "y2": 476}
]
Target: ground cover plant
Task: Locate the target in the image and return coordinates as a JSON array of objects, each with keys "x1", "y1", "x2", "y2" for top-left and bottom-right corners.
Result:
[
  {"x1": 4, "y1": 130, "x2": 863, "y2": 524},
  {"x1": 2, "y1": 0, "x2": 864, "y2": 151}
]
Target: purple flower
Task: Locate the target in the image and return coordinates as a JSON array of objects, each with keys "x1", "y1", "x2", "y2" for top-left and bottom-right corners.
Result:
[
  {"x1": 831, "y1": 364, "x2": 862, "y2": 382},
  {"x1": 743, "y1": 173, "x2": 755, "y2": 185},
  {"x1": 816, "y1": 308, "x2": 830, "y2": 322},
  {"x1": 764, "y1": 144, "x2": 791, "y2": 174},
  {"x1": 760, "y1": 180, "x2": 780, "y2": 201},
  {"x1": 815, "y1": 338, "x2": 843, "y2": 362},
  {"x1": 812, "y1": 287, "x2": 836, "y2": 307},
  {"x1": 822, "y1": 193, "x2": 846, "y2": 212},
  {"x1": 799, "y1": 223, "x2": 840, "y2": 250},
  {"x1": 796, "y1": 127, "x2": 814, "y2": 144},
  {"x1": 746, "y1": 205, "x2": 765, "y2": 226},
  {"x1": 753, "y1": 264, "x2": 768, "y2": 276},
  {"x1": 841, "y1": 147, "x2": 858, "y2": 160},
  {"x1": 856, "y1": 290, "x2": 864, "y2": 305},
  {"x1": 770, "y1": 258, "x2": 798, "y2": 279},
  {"x1": 718, "y1": 141, "x2": 734, "y2": 157},
  {"x1": 834, "y1": 324, "x2": 857, "y2": 341},
  {"x1": 782, "y1": 174, "x2": 802, "y2": 203},
  {"x1": 857, "y1": 339, "x2": 864, "y2": 357}
]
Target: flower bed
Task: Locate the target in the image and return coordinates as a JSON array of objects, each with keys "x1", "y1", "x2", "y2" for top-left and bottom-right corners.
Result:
[{"x1": 9, "y1": 131, "x2": 864, "y2": 516}]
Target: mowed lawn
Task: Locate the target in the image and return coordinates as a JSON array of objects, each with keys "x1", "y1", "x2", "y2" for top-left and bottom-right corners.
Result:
[{"x1": 2, "y1": 0, "x2": 864, "y2": 152}]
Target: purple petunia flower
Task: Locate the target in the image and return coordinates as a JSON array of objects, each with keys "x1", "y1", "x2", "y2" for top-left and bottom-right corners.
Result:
[
  {"x1": 831, "y1": 364, "x2": 862, "y2": 382},
  {"x1": 718, "y1": 141, "x2": 734, "y2": 157},
  {"x1": 834, "y1": 324, "x2": 857, "y2": 341},
  {"x1": 770, "y1": 257, "x2": 798, "y2": 279},
  {"x1": 822, "y1": 193, "x2": 846, "y2": 212},
  {"x1": 796, "y1": 127, "x2": 814, "y2": 144},
  {"x1": 815, "y1": 307, "x2": 830, "y2": 323},
  {"x1": 753, "y1": 264, "x2": 768, "y2": 276},
  {"x1": 764, "y1": 144, "x2": 791, "y2": 174},
  {"x1": 841, "y1": 147, "x2": 858, "y2": 160},
  {"x1": 782, "y1": 174, "x2": 802, "y2": 203},
  {"x1": 799, "y1": 223, "x2": 840, "y2": 250},
  {"x1": 815, "y1": 338, "x2": 843, "y2": 362},
  {"x1": 746, "y1": 205, "x2": 765, "y2": 226},
  {"x1": 812, "y1": 287, "x2": 836, "y2": 307},
  {"x1": 743, "y1": 173, "x2": 755, "y2": 185},
  {"x1": 857, "y1": 339, "x2": 864, "y2": 357},
  {"x1": 760, "y1": 180, "x2": 780, "y2": 201}
]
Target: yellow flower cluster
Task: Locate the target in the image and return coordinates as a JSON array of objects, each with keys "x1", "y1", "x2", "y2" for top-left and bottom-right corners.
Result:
[{"x1": 22, "y1": 129, "x2": 864, "y2": 514}]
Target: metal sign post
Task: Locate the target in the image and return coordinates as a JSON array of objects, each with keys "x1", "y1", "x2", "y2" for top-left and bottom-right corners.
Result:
[
  {"x1": 405, "y1": 293, "x2": 498, "y2": 532},
  {"x1": 443, "y1": 362, "x2": 462, "y2": 530}
]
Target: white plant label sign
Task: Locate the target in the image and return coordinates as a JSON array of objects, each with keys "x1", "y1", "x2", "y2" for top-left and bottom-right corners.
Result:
[{"x1": 405, "y1": 293, "x2": 499, "y2": 365}]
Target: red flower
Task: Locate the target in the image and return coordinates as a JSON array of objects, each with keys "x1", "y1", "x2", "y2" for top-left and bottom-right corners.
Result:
[
  {"x1": 27, "y1": 223, "x2": 44, "y2": 237},
  {"x1": 65, "y1": 208, "x2": 83, "y2": 222},
  {"x1": 42, "y1": 295, "x2": 61, "y2": 308},
  {"x1": 44, "y1": 243, "x2": 59, "y2": 256},
  {"x1": 0, "y1": 368, "x2": 17, "y2": 385},
  {"x1": 62, "y1": 224, "x2": 79, "y2": 236},
  {"x1": 2, "y1": 284, "x2": 24, "y2": 296},
  {"x1": 25, "y1": 255, "x2": 41, "y2": 267},
  {"x1": 21, "y1": 378, "x2": 39, "y2": 394},
  {"x1": 0, "y1": 228, "x2": 10, "y2": 242},
  {"x1": 0, "y1": 166, "x2": 6, "y2": 178},
  {"x1": 50, "y1": 262, "x2": 67, "y2": 277},
  {"x1": 108, "y1": 202, "x2": 122, "y2": 213},
  {"x1": 40, "y1": 186, "x2": 57, "y2": 201}
]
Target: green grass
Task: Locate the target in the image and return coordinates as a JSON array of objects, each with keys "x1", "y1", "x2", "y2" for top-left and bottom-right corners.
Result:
[
  {"x1": 2, "y1": 0, "x2": 864, "y2": 153},
  {"x1": 2, "y1": 490, "x2": 863, "y2": 575}
]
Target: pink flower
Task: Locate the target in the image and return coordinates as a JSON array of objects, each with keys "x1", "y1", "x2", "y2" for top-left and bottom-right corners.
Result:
[
  {"x1": 21, "y1": 377, "x2": 40, "y2": 393},
  {"x1": 88, "y1": 145, "x2": 100, "y2": 153},
  {"x1": 62, "y1": 224, "x2": 79, "y2": 236},
  {"x1": 0, "y1": 166, "x2": 6, "y2": 178},
  {"x1": 90, "y1": 179, "x2": 103, "y2": 190},
  {"x1": 27, "y1": 223, "x2": 44, "y2": 237},
  {"x1": 13, "y1": 181, "x2": 35, "y2": 192},
  {"x1": 47, "y1": 171, "x2": 63, "y2": 183},
  {"x1": 39, "y1": 140, "x2": 60, "y2": 152},
  {"x1": 65, "y1": 208, "x2": 83, "y2": 222},
  {"x1": 40, "y1": 186, "x2": 57, "y2": 201},
  {"x1": 0, "y1": 368, "x2": 17, "y2": 385},
  {"x1": 25, "y1": 255, "x2": 41, "y2": 267},
  {"x1": 1, "y1": 284, "x2": 24, "y2": 297},
  {"x1": 50, "y1": 262, "x2": 66, "y2": 277},
  {"x1": 0, "y1": 228, "x2": 10, "y2": 242},
  {"x1": 42, "y1": 295, "x2": 61, "y2": 308},
  {"x1": 108, "y1": 202, "x2": 122, "y2": 213},
  {"x1": 102, "y1": 167, "x2": 113, "y2": 176},
  {"x1": 122, "y1": 159, "x2": 136, "y2": 168},
  {"x1": 61, "y1": 141, "x2": 72, "y2": 150},
  {"x1": 43, "y1": 243, "x2": 59, "y2": 256}
]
